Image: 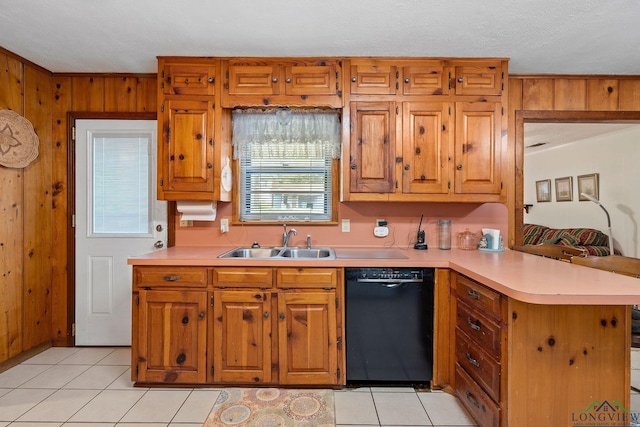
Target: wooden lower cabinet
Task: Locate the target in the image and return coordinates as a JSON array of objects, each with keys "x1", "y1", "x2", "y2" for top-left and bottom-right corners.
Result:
[
  {"x1": 452, "y1": 272, "x2": 631, "y2": 427},
  {"x1": 133, "y1": 265, "x2": 342, "y2": 386},
  {"x1": 277, "y1": 292, "x2": 338, "y2": 384},
  {"x1": 212, "y1": 290, "x2": 271, "y2": 383},
  {"x1": 136, "y1": 289, "x2": 208, "y2": 384}
]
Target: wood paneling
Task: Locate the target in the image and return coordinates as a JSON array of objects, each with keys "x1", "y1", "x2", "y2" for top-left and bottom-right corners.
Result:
[
  {"x1": 22, "y1": 66, "x2": 53, "y2": 349},
  {"x1": 0, "y1": 46, "x2": 158, "y2": 365},
  {"x1": 0, "y1": 52, "x2": 25, "y2": 362},
  {"x1": 553, "y1": 78, "x2": 587, "y2": 110},
  {"x1": 51, "y1": 76, "x2": 72, "y2": 345}
]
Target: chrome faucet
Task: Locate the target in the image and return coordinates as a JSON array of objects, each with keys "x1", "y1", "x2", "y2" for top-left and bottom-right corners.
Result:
[{"x1": 282, "y1": 224, "x2": 297, "y2": 248}]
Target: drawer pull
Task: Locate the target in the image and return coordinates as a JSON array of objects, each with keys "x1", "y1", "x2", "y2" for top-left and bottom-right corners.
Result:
[
  {"x1": 467, "y1": 317, "x2": 481, "y2": 331},
  {"x1": 465, "y1": 391, "x2": 481, "y2": 409},
  {"x1": 466, "y1": 352, "x2": 480, "y2": 367},
  {"x1": 467, "y1": 289, "x2": 480, "y2": 300},
  {"x1": 162, "y1": 275, "x2": 181, "y2": 281}
]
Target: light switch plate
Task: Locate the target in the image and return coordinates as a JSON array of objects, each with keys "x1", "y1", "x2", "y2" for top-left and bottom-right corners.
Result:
[{"x1": 342, "y1": 219, "x2": 350, "y2": 232}]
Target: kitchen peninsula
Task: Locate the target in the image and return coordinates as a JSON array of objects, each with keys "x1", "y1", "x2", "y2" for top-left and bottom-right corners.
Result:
[{"x1": 129, "y1": 246, "x2": 640, "y2": 427}]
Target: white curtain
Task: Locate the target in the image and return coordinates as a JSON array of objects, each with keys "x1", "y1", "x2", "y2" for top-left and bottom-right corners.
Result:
[{"x1": 232, "y1": 108, "x2": 341, "y2": 160}]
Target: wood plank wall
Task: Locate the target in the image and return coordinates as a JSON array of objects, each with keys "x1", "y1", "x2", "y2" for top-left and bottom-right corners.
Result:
[
  {"x1": 507, "y1": 75, "x2": 640, "y2": 248},
  {"x1": 0, "y1": 47, "x2": 156, "y2": 364}
]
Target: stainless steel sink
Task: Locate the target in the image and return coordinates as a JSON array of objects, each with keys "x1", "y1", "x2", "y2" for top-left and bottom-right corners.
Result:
[
  {"x1": 280, "y1": 248, "x2": 335, "y2": 259},
  {"x1": 218, "y1": 247, "x2": 281, "y2": 258},
  {"x1": 218, "y1": 246, "x2": 336, "y2": 260}
]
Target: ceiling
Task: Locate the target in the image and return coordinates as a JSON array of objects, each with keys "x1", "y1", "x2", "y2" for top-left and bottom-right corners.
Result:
[
  {"x1": 524, "y1": 122, "x2": 640, "y2": 153},
  {"x1": 1, "y1": 0, "x2": 639, "y2": 75}
]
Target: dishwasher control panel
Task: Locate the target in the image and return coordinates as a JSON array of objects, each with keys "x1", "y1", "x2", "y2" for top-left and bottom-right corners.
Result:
[{"x1": 345, "y1": 267, "x2": 428, "y2": 282}]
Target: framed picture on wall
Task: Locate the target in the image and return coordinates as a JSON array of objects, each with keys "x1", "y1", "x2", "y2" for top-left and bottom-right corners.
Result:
[
  {"x1": 555, "y1": 176, "x2": 573, "y2": 201},
  {"x1": 578, "y1": 173, "x2": 600, "y2": 201},
  {"x1": 536, "y1": 179, "x2": 551, "y2": 202}
]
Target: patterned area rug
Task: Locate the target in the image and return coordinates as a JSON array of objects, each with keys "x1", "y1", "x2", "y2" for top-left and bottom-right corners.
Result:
[{"x1": 204, "y1": 388, "x2": 335, "y2": 427}]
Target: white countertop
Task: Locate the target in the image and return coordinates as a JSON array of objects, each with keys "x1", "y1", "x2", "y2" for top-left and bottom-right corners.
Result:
[{"x1": 128, "y1": 245, "x2": 640, "y2": 305}]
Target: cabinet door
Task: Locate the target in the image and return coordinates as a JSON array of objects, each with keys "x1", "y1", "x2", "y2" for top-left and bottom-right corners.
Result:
[
  {"x1": 350, "y1": 61, "x2": 397, "y2": 95},
  {"x1": 454, "y1": 102, "x2": 502, "y2": 194},
  {"x1": 401, "y1": 63, "x2": 447, "y2": 95},
  {"x1": 285, "y1": 64, "x2": 337, "y2": 96},
  {"x1": 136, "y1": 290, "x2": 207, "y2": 384},
  {"x1": 163, "y1": 63, "x2": 216, "y2": 95},
  {"x1": 349, "y1": 102, "x2": 395, "y2": 193},
  {"x1": 160, "y1": 98, "x2": 214, "y2": 194},
  {"x1": 402, "y1": 102, "x2": 452, "y2": 194},
  {"x1": 278, "y1": 292, "x2": 338, "y2": 384},
  {"x1": 452, "y1": 62, "x2": 503, "y2": 96},
  {"x1": 213, "y1": 290, "x2": 272, "y2": 383},
  {"x1": 226, "y1": 62, "x2": 281, "y2": 96}
]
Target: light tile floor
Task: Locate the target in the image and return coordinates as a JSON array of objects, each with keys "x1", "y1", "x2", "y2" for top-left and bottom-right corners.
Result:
[{"x1": 1, "y1": 347, "x2": 639, "y2": 427}]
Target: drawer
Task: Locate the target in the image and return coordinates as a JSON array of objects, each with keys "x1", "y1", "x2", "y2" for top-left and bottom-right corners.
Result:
[
  {"x1": 455, "y1": 328, "x2": 501, "y2": 402},
  {"x1": 134, "y1": 266, "x2": 208, "y2": 288},
  {"x1": 213, "y1": 268, "x2": 273, "y2": 288},
  {"x1": 456, "y1": 274, "x2": 502, "y2": 320},
  {"x1": 455, "y1": 364, "x2": 500, "y2": 427},
  {"x1": 457, "y1": 300, "x2": 502, "y2": 359},
  {"x1": 276, "y1": 268, "x2": 337, "y2": 289}
]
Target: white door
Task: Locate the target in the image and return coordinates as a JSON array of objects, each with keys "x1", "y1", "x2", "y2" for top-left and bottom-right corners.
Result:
[{"x1": 75, "y1": 119, "x2": 167, "y2": 346}]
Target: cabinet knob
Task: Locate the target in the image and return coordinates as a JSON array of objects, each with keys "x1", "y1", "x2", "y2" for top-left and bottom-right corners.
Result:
[
  {"x1": 207, "y1": 77, "x2": 214, "y2": 83},
  {"x1": 404, "y1": 164, "x2": 410, "y2": 170},
  {"x1": 405, "y1": 77, "x2": 410, "y2": 83},
  {"x1": 162, "y1": 275, "x2": 181, "y2": 281},
  {"x1": 199, "y1": 312, "x2": 205, "y2": 319},
  {"x1": 184, "y1": 79, "x2": 189, "y2": 85},
  {"x1": 351, "y1": 76, "x2": 357, "y2": 82},
  {"x1": 154, "y1": 240, "x2": 164, "y2": 249},
  {"x1": 351, "y1": 163, "x2": 357, "y2": 170},
  {"x1": 207, "y1": 163, "x2": 213, "y2": 169},
  {"x1": 279, "y1": 313, "x2": 285, "y2": 320},
  {"x1": 457, "y1": 164, "x2": 463, "y2": 170},
  {"x1": 286, "y1": 77, "x2": 291, "y2": 83},
  {"x1": 458, "y1": 77, "x2": 464, "y2": 83},
  {"x1": 263, "y1": 312, "x2": 269, "y2": 319},
  {"x1": 272, "y1": 77, "x2": 278, "y2": 83}
]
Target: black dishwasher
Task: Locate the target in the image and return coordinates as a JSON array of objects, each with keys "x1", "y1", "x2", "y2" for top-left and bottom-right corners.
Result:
[{"x1": 345, "y1": 267, "x2": 434, "y2": 385}]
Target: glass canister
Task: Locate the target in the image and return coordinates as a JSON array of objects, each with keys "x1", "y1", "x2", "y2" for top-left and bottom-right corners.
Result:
[{"x1": 437, "y1": 219, "x2": 452, "y2": 250}]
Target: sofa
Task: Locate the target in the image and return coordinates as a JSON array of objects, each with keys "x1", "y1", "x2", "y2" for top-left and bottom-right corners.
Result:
[{"x1": 523, "y1": 223, "x2": 614, "y2": 256}]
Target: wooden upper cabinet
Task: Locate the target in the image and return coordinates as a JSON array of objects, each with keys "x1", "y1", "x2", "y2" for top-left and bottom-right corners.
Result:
[
  {"x1": 226, "y1": 63, "x2": 280, "y2": 96},
  {"x1": 349, "y1": 60, "x2": 447, "y2": 96},
  {"x1": 451, "y1": 61, "x2": 504, "y2": 95},
  {"x1": 162, "y1": 61, "x2": 216, "y2": 96},
  {"x1": 349, "y1": 102, "x2": 396, "y2": 193},
  {"x1": 350, "y1": 60, "x2": 397, "y2": 95},
  {"x1": 159, "y1": 98, "x2": 215, "y2": 197},
  {"x1": 222, "y1": 58, "x2": 341, "y2": 107},
  {"x1": 402, "y1": 102, "x2": 452, "y2": 194},
  {"x1": 401, "y1": 62, "x2": 447, "y2": 96},
  {"x1": 454, "y1": 101, "x2": 502, "y2": 194}
]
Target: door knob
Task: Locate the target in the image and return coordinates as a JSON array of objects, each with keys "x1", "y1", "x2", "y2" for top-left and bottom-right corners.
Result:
[{"x1": 154, "y1": 240, "x2": 164, "y2": 249}]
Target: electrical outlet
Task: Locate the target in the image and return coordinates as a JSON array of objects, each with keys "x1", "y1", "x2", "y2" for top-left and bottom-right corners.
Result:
[
  {"x1": 341, "y1": 218, "x2": 350, "y2": 232},
  {"x1": 179, "y1": 219, "x2": 193, "y2": 227},
  {"x1": 220, "y1": 218, "x2": 229, "y2": 233}
]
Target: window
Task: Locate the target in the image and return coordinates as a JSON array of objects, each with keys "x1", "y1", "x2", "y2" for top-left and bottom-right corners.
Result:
[{"x1": 232, "y1": 109, "x2": 341, "y2": 223}]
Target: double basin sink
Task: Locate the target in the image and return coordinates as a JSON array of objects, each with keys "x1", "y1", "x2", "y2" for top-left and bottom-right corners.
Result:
[{"x1": 218, "y1": 246, "x2": 336, "y2": 260}]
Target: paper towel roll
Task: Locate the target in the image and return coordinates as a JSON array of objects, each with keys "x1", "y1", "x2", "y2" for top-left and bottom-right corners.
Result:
[{"x1": 177, "y1": 201, "x2": 217, "y2": 221}]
